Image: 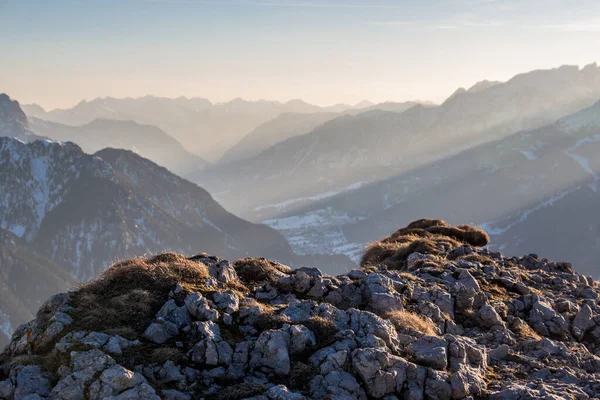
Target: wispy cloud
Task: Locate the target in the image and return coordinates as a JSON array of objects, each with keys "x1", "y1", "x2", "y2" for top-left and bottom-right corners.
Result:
[
  {"x1": 542, "y1": 19, "x2": 600, "y2": 32},
  {"x1": 369, "y1": 18, "x2": 508, "y2": 30}
]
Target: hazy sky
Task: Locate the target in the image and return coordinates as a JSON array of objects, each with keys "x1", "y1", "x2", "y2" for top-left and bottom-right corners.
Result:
[{"x1": 1, "y1": 0, "x2": 600, "y2": 110}]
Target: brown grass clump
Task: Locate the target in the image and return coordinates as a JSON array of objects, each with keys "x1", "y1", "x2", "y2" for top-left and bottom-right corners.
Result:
[
  {"x1": 426, "y1": 225, "x2": 489, "y2": 247},
  {"x1": 480, "y1": 281, "x2": 512, "y2": 302},
  {"x1": 1, "y1": 355, "x2": 42, "y2": 375},
  {"x1": 361, "y1": 219, "x2": 490, "y2": 270},
  {"x1": 233, "y1": 257, "x2": 292, "y2": 284},
  {"x1": 385, "y1": 310, "x2": 438, "y2": 337},
  {"x1": 255, "y1": 312, "x2": 292, "y2": 332},
  {"x1": 384, "y1": 219, "x2": 489, "y2": 247},
  {"x1": 302, "y1": 316, "x2": 339, "y2": 346},
  {"x1": 241, "y1": 298, "x2": 277, "y2": 313},
  {"x1": 361, "y1": 234, "x2": 458, "y2": 270},
  {"x1": 149, "y1": 347, "x2": 185, "y2": 365},
  {"x1": 69, "y1": 253, "x2": 209, "y2": 335},
  {"x1": 509, "y1": 317, "x2": 542, "y2": 341},
  {"x1": 457, "y1": 253, "x2": 495, "y2": 265},
  {"x1": 398, "y1": 272, "x2": 417, "y2": 281},
  {"x1": 289, "y1": 361, "x2": 319, "y2": 389}
]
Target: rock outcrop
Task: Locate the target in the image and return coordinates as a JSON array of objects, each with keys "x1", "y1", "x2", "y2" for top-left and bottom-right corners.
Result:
[{"x1": 2, "y1": 219, "x2": 600, "y2": 399}]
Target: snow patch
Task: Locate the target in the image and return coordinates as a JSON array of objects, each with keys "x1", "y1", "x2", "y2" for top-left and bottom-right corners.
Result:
[
  {"x1": 255, "y1": 181, "x2": 368, "y2": 213},
  {"x1": 8, "y1": 225, "x2": 26, "y2": 238},
  {"x1": 563, "y1": 134, "x2": 600, "y2": 191},
  {"x1": 264, "y1": 208, "x2": 364, "y2": 264},
  {"x1": 481, "y1": 188, "x2": 577, "y2": 236},
  {"x1": 0, "y1": 311, "x2": 13, "y2": 340},
  {"x1": 519, "y1": 150, "x2": 537, "y2": 160}
]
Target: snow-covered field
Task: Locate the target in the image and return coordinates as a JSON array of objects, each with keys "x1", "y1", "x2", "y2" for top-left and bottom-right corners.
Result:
[{"x1": 264, "y1": 208, "x2": 364, "y2": 263}]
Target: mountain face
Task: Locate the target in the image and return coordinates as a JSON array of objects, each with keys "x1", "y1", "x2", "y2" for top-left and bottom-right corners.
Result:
[
  {"x1": 261, "y1": 99, "x2": 600, "y2": 277},
  {"x1": 0, "y1": 94, "x2": 39, "y2": 142},
  {"x1": 0, "y1": 137, "x2": 298, "y2": 284},
  {"x1": 218, "y1": 101, "x2": 425, "y2": 165},
  {"x1": 22, "y1": 97, "x2": 356, "y2": 162},
  {"x1": 28, "y1": 117, "x2": 209, "y2": 176},
  {"x1": 190, "y1": 64, "x2": 600, "y2": 224},
  {"x1": 0, "y1": 229, "x2": 73, "y2": 348},
  {"x1": 218, "y1": 112, "x2": 342, "y2": 165},
  {"x1": 2, "y1": 220, "x2": 600, "y2": 399}
]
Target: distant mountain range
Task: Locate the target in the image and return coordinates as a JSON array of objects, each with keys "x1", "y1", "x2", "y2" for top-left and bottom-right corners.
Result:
[
  {"x1": 28, "y1": 117, "x2": 209, "y2": 176},
  {"x1": 22, "y1": 96, "x2": 363, "y2": 162},
  {"x1": 218, "y1": 101, "x2": 424, "y2": 164},
  {"x1": 190, "y1": 63, "x2": 600, "y2": 223}
]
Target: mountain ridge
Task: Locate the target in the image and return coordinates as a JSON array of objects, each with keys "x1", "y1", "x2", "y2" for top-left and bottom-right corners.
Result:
[{"x1": 28, "y1": 117, "x2": 210, "y2": 176}]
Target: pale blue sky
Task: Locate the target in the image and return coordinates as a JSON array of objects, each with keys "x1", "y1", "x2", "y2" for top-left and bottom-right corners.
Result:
[{"x1": 1, "y1": 0, "x2": 599, "y2": 109}]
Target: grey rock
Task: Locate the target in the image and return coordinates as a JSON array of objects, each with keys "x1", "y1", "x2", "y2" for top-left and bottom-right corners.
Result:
[
  {"x1": 13, "y1": 366, "x2": 53, "y2": 400},
  {"x1": 250, "y1": 329, "x2": 291, "y2": 375},
  {"x1": 572, "y1": 304, "x2": 594, "y2": 340},
  {"x1": 143, "y1": 321, "x2": 178, "y2": 344},
  {"x1": 213, "y1": 290, "x2": 239, "y2": 314},
  {"x1": 288, "y1": 324, "x2": 316, "y2": 355},
  {"x1": 71, "y1": 349, "x2": 116, "y2": 373},
  {"x1": 0, "y1": 380, "x2": 14, "y2": 399},
  {"x1": 478, "y1": 305, "x2": 505, "y2": 329},
  {"x1": 407, "y1": 336, "x2": 448, "y2": 370},
  {"x1": 184, "y1": 293, "x2": 219, "y2": 322},
  {"x1": 88, "y1": 365, "x2": 149, "y2": 399}
]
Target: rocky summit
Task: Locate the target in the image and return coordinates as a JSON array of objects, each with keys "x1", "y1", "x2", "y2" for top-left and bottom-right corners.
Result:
[{"x1": 2, "y1": 219, "x2": 600, "y2": 400}]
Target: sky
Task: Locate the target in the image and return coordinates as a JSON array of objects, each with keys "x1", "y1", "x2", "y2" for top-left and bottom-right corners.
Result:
[{"x1": 1, "y1": 0, "x2": 600, "y2": 110}]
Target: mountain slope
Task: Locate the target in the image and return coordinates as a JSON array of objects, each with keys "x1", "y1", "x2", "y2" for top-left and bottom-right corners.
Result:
[
  {"x1": 28, "y1": 117, "x2": 209, "y2": 175},
  {"x1": 22, "y1": 96, "x2": 356, "y2": 161},
  {"x1": 264, "y1": 99, "x2": 600, "y2": 277},
  {"x1": 0, "y1": 228, "x2": 73, "y2": 347},
  {"x1": 218, "y1": 101, "x2": 424, "y2": 165},
  {"x1": 218, "y1": 112, "x2": 341, "y2": 164},
  {"x1": 2, "y1": 220, "x2": 600, "y2": 399},
  {"x1": 0, "y1": 137, "x2": 297, "y2": 282},
  {"x1": 0, "y1": 94, "x2": 40, "y2": 142},
  {"x1": 190, "y1": 64, "x2": 600, "y2": 221}
]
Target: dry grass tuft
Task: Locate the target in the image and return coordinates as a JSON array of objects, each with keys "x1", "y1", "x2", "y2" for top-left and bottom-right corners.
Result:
[
  {"x1": 302, "y1": 316, "x2": 339, "y2": 346},
  {"x1": 361, "y1": 219, "x2": 490, "y2": 270},
  {"x1": 398, "y1": 272, "x2": 417, "y2": 281},
  {"x1": 361, "y1": 234, "x2": 458, "y2": 270},
  {"x1": 233, "y1": 257, "x2": 292, "y2": 284},
  {"x1": 385, "y1": 310, "x2": 438, "y2": 337},
  {"x1": 1, "y1": 355, "x2": 42, "y2": 375},
  {"x1": 149, "y1": 347, "x2": 185, "y2": 364},
  {"x1": 457, "y1": 253, "x2": 495, "y2": 265},
  {"x1": 241, "y1": 298, "x2": 277, "y2": 313},
  {"x1": 255, "y1": 312, "x2": 291, "y2": 332},
  {"x1": 69, "y1": 253, "x2": 209, "y2": 335},
  {"x1": 509, "y1": 318, "x2": 543, "y2": 341},
  {"x1": 289, "y1": 361, "x2": 319, "y2": 389}
]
